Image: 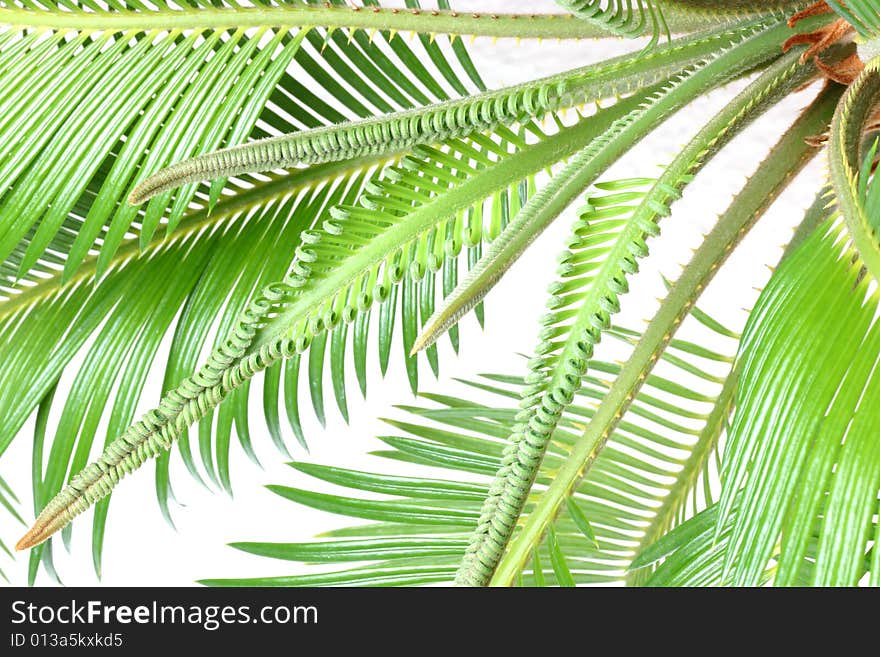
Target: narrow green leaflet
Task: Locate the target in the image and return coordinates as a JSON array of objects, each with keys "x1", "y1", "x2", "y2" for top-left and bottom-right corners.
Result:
[
  {"x1": 0, "y1": 472, "x2": 22, "y2": 581},
  {"x1": 130, "y1": 19, "x2": 759, "y2": 205},
  {"x1": 0, "y1": 18, "x2": 301, "y2": 279},
  {"x1": 0, "y1": 0, "x2": 505, "y2": 283},
  {"x1": 638, "y1": 503, "x2": 763, "y2": 586},
  {"x1": 487, "y1": 82, "x2": 840, "y2": 586},
  {"x1": 556, "y1": 0, "x2": 667, "y2": 42},
  {"x1": 2, "y1": 0, "x2": 868, "y2": 589},
  {"x1": 16, "y1": 88, "x2": 645, "y2": 553},
  {"x1": 826, "y1": 0, "x2": 880, "y2": 38}
]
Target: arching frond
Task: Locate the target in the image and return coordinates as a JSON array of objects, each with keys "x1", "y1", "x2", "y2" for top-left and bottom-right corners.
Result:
[
  {"x1": 556, "y1": 0, "x2": 668, "y2": 43},
  {"x1": 826, "y1": 0, "x2": 880, "y2": 38},
  {"x1": 1, "y1": 0, "x2": 506, "y2": 578},
  {"x1": 201, "y1": 81, "x2": 841, "y2": 588},
  {"x1": 16, "y1": 85, "x2": 656, "y2": 556},
  {"x1": 130, "y1": 19, "x2": 760, "y2": 205},
  {"x1": 415, "y1": 20, "x2": 812, "y2": 356},
  {"x1": 481, "y1": 82, "x2": 839, "y2": 586},
  {"x1": 3, "y1": 0, "x2": 864, "y2": 590},
  {"x1": 556, "y1": 0, "x2": 814, "y2": 40}
]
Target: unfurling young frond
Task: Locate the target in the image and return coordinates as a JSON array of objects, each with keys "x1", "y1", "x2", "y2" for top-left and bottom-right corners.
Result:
[
  {"x1": 16, "y1": 83, "x2": 656, "y2": 552},
  {"x1": 2, "y1": 0, "x2": 502, "y2": 572},
  {"x1": 555, "y1": 0, "x2": 668, "y2": 44},
  {"x1": 829, "y1": 54, "x2": 880, "y2": 283},
  {"x1": 129, "y1": 20, "x2": 757, "y2": 205},
  {"x1": 203, "y1": 80, "x2": 841, "y2": 589}
]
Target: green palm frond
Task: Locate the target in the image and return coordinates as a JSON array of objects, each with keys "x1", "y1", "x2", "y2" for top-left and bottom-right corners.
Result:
[
  {"x1": 201, "y1": 312, "x2": 741, "y2": 587},
  {"x1": 633, "y1": 502, "x2": 753, "y2": 586},
  {"x1": 415, "y1": 21, "x2": 818, "y2": 356},
  {"x1": 6, "y1": 0, "x2": 571, "y2": 286},
  {"x1": 556, "y1": 0, "x2": 668, "y2": 42},
  {"x1": 1, "y1": 8, "x2": 302, "y2": 280},
  {"x1": 204, "y1": 80, "x2": 842, "y2": 587},
  {"x1": 478, "y1": 82, "x2": 840, "y2": 586},
  {"x1": 714, "y1": 218, "x2": 880, "y2": 587},
  {"x1": 1, "y1": 0, "x2": 505, "y2": 577},
  {"x1": 6, "y1": 0, "x2": 876, "y2": 590},
  {"x1": 0, "y1": 472, "x2": 23, "y2": 582},
  {"x1": 14, "y1": 9, "x2": 797, "y2": 562},
  {"x1": 130, "y1": 19, "x2": 764, "y2": 207}
]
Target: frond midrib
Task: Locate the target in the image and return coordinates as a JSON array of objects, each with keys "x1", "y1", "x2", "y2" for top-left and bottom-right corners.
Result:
[{"x1": 0, "y1": 4, "x2": 788, "y2": 39}]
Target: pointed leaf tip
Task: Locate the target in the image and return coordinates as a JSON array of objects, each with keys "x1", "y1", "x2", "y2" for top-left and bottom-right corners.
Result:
[{"x1": 409, "y1": 324, "x2": 439, "y2": 356}]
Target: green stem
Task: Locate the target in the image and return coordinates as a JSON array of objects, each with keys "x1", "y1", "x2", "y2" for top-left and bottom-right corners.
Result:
[
  {"x1": 490, "y1": 82, "x2": 841, "y2": 587},
  {"x1": 0, "y1": 5, "x2": 788, "y2": 39}
]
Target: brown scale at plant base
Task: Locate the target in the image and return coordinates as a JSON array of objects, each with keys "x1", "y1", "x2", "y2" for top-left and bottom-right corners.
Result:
[
  {"x1": 783, "y1": 1, "x2": 880, "y2": 147},
  {"x1": 783, "y1": 1, "x2": 862, "y2": 84}
]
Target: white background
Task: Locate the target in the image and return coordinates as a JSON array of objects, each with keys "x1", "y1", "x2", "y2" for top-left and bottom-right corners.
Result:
[{"x1": 1, "y1": 1, "x2": 826, "y2": 586}]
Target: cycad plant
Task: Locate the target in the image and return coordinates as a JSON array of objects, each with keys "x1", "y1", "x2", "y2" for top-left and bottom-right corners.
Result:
[{"x1": 2, "y1": 0, "x2": 880, "y2": 587}]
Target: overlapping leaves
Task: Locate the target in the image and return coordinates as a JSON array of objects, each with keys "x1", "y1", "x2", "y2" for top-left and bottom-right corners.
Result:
[
  {"x1": 2, "y1": 0, "x2": 871, "y2": 590},
  {"x1": 1, "y1": 0, "x2": 507, "y2": 579},
  {"x1": 827, "y1": 0, "x2": 880, "y2": 38},
  {"x1": 203, "y1": 311, "x2": 740, "y2": 587}
]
